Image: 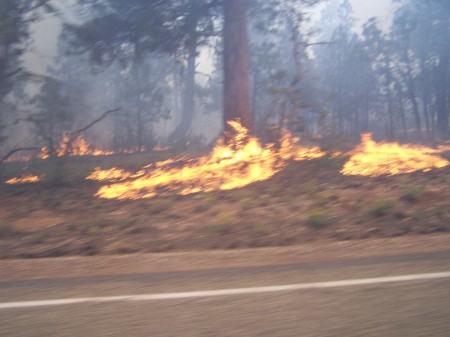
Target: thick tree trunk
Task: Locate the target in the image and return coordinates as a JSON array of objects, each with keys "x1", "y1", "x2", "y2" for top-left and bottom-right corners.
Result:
[{"x1": 223, "y1": 0, "x2": 253, "y2": 138}]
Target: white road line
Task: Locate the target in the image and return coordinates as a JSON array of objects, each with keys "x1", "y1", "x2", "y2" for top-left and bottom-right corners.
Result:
[{"x1": 1, "y1": 271, "x2": 449, "y2": 310}]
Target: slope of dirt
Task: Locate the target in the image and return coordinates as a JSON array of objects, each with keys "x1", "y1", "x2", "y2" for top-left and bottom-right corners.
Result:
[{"x1": 0, "y1": 155, "x2": 449, "y2": 259}]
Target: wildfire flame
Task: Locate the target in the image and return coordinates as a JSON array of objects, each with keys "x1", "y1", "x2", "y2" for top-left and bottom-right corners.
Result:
[
  {"x1": 341, "y1": 133, "x2": 449, "y2": 177},
  {"x1": 152, "y1": 141, "x2": 170, "y2": 152},
  {"x1": 39, "y1": 134, "x2": 114, "y2": 159},
  {"x1": 87, "y1": 120, "x2": 325, "y2": 200},
  {"x1": 6, "y1": 174, "x2": 42, "y2": 184},
  {"x1": 86, "y1": 167, "x2": 137, "y2": 182},
  {"x1": 6, "y1": 134, "x2": 143, "y2": 162},
  {"x1": 279, "y1": 132, "x2": 325, "y2": 161}
]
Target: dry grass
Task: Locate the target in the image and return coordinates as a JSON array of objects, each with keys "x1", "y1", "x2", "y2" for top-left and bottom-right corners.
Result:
[{"x1": 0, "y1": 151, "x2": 449, "y2": 259}]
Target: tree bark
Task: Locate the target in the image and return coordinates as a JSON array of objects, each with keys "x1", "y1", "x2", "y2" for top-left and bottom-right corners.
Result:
[{"x1": 223, "y1": 0, "x2": 253, "y2": 138}]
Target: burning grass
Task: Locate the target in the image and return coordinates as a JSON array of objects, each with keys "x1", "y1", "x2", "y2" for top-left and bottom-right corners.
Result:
[
  {"x1": 6, "y1": 133, "x2": 154, "y2": 163},
  {"x1": 86, "y1": 121, "x2": 325, "y2": 200},
  {"x1": 85, "y1": 126, "x2": 449, "y2": 201},
  {"x1": 1, "y1": 127, "x2": 449, "y2": 259},
  {"x1": 6, "y1": 174, "x2": 42, "y2": 185},
  {"x1": 341, "y1": 133, "x2": 449, "y2": 176}
]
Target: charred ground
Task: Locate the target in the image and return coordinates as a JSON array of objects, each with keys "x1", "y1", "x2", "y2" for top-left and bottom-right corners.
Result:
[{"x1": 0, "y1": 150, "x2": 449, "y2": 259}]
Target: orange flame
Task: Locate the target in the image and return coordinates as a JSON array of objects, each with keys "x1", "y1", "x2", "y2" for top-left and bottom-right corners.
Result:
[
  {"x1": 39, "y1": 134, "x2": 114, "y2": 159},
  {"x1": 279, "y1": 132, "x2": 325, "y2": 160},
  {"x1": 152, "y1": 141, "x2": 170, "y2": 152},
  {"x1": 341, "y1": 133, "x2": 449, "y2": 176},
  {"x1": 86, "y1": 167, "x2": 136, "y2": 182},
  {"x1": 87, "y1": 121, "x2": 325, "y2": 200},
  {"x1": 6, "y1": 174, "x2": 42, "y2": 184}
]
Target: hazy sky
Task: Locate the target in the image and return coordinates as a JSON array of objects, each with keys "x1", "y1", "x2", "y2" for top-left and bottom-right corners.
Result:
[
  {"x1": 25, "y1": 0, "x2": 396, "y2": 75},
  {"x1": 350, "y1": 0, "x2": 394, "y2": 31}
]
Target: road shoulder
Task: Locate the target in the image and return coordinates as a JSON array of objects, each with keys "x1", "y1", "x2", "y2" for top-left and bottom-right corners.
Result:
[{"x1": 1, "y1": 233, "x2": 450, "y2": 282}]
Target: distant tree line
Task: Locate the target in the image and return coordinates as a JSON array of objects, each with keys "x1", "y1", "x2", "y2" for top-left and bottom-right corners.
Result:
[{"x1": 0, "y1": 0, "x2": 449, "y2": 160}]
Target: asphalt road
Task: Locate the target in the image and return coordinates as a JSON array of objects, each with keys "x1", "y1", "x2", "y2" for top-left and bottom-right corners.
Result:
[{"x1": 1, "y1": 239, "x2": 450, "y2": 337}]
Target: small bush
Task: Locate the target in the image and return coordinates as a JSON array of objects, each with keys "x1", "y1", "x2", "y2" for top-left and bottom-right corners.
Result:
[
  {"x1": 84, "y1": 218, "x2": 107, "y2": 236},
  {"x1": 369, "y1": 199, "x2": 394, "y2": 217},
  {"x1": 314, "y1": 191, "x2": 334, "y2": 206},
  {"x1": 258, "y1": 194, "x2": 271, "y2": 207},
  {"x1": 240, "y1": 197, "x2": 253, "y2": 209},
  {"x1": 307, "y1": 208, "x2": 328, "y2": 228},
  {"x1": 31, "y1": 231, "x2": 46, "y2": 244},
  {"x1": 401, "y1": 186, "x2": 422, "y2": 203},
  {"x1": 127, "y1": 226, "x2": 145, "y2": 235},
  {"x1": 66, "y1": 223, "x2": 77, "y2": 232},
  {"x1": 290, "y1": 217, "x2": 304, "y2": 227},
  {"x1": 253, "y1": 222, "x2": 269, "y2": 236},
  {"x1": 0, "y1": 221, "x2": 15, "y2": 238},
  {"x1": 194, "y1": 195, "x2": 216, "y2": 213},
  {"x1": 305, "y1": 178, "x2": 319, "y2": 194},
  {"x1": 318, "y1": 153, "x2": 343, "y2": 169},
  {"x1": 206, "y1": 212, "x2": 235, "y2": 235},
  {"x1": 147, "y1": 199, "x2": 171, "y2": 214}
]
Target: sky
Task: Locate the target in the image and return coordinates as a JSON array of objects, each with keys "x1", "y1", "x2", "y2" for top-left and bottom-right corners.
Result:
[
  {"x1": 349, "y1": 0, "x2": 394, "y2": 31},
  {"x1": 25, "y1": 0, "x2": 396, "y2": 76}
]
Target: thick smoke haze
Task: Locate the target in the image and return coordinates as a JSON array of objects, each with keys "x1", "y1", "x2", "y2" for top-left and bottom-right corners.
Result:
[
  {"x1": 27, "y1": 1, "x2": 394, "y2": 75},
  {"x1": 2, "y1": 0, "x2": 449, "y2": 156}
]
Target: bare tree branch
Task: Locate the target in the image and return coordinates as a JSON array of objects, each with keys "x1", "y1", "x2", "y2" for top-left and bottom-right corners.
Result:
[
  {"x1": 0, "y1": 147, "x2": 40, "y2": 166},
  {"x1": 64, "y1": 108, "x2": 119, "y2": 155},
  {"x1": 69, "y1": 108, "x2": 119, "y2": 139}
]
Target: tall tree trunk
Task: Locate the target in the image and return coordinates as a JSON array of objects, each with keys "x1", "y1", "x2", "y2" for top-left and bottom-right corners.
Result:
[
  {"x1": 403, "y1": 54, "x2": 422, "y2": 139},
  {"x1": 408, "y1": 81, "x2": 422, "y2": 139},
  {"x1": 137, "y1": 108, "x2": 143, "y2": 151},
  {"x1": 383, "y1": 58, "x2": 395, "y2": 139},
  {"x1": 169, "y1": 41, "x2": 197, "y2": 144},
  {"x1": 386, "y1": 86, "x2": 394, "y2": 139},
  {"x1": 223, "y1": 0, "x2": 253, "y2": 138},
  {"x1": 418, "y1": 56, "x2": 431, "y2": 138},
  {"x1": 398, "y1": 89, "x2": 407, "y2": 137},
  {"x1": 436, "y1": 49, "x2": 449, "y2": 139}
]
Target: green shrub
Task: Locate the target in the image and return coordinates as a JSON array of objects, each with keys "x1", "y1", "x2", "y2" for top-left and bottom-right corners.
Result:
[
  {"x1": 258, "y1": 194, "x2": 271, "y2": 207},
  {"x1": 314, "y1": 191, "x2": 334, "y2": 206},
  {"x1": 84, "y1": 218, "x2": 107, "y2": 235},
  {"x1": 307, "y1": 208, "x2": 328, "y2": 228},
  {"x1": 253, "y1": 222, "x2": 269, "y2": 236},
  {"x1": 206, "y1": 212, "x2": 235, "y2": 235},
  {"x1": 0, "y1": 221, "x2": 15, "y2": 237},
  {"x1": 31, "y1": 231, "x2": 46, "y2": 244},
  {"x1": 369, "y1": 199, "x2": 394, "y2": 217},
  {"x1": 147, "y1": 199, "x2": 171, "y2": 214},
  {"x1": 238, "y1": 197, "x2": 253, "y2": 210},
  {"x1": 194, "y1": 195, "x2": 216, "y2": 213},
  {"x1": 401, "y1": 186, "x2": 422, "y2": 203}
]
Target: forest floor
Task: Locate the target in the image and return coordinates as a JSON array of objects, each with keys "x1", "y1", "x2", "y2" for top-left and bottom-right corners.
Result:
[{"x1": 0, "y1": 149, "x2": 449, "y2": 259}]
